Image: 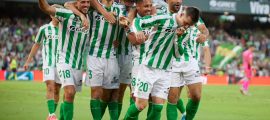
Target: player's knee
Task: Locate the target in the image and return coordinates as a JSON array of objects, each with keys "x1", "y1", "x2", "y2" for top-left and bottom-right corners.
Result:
[
  {"x1": 136, "y1": 100, "x2": 148, "y2": 110},
  {"x1": 47, "y1": 85, "x2": 55, "y2": 93},
  {"x1": 64, "y1": 89, "x2": 76, "y2": 101},
  {"x1": 168, "y1": 93, "x2": 179, "y2": 104},
  {"x1": 111, "y1": 89, "x2": 119, "y2": 100},
  {"x1": 91, "y1": 88, "x2": 103, "y2": 99},
  {"x1": 190, "y1": 93, "x2": 201, "y2": 102}
]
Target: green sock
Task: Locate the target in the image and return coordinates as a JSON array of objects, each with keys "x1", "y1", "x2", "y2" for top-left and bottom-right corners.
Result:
[
  {"x1": 63, "y1": 101, "x2": 73, "y2": 120},
  {"x1": 118, "y1": 103, "x2": 122, "y2": 119},
  {"x1": 54, "y1": 103, "x2": 58, "y2": 112},
  {"x1": 166, "y1": 102, "x2": 178, "y2": 120},
  {"x1": 124, "y1": 104, "x2": 141, "y2": 120},
  {"x1": 59, "y1": 103, "x2": 64, "y2": 120},
  {"x1": 130, "y1": 97, "x2": 134, "y2": 105},
  {"x1": 147, "y1": 102, "x2": 152, "y2": 117},
  {"x1": 147, "y1": 103, "x2": 163, "y2": 120},
  {"x1": 90, "y1": 99, "x2": 101, "y2": 120},
  {"x1": 47, "y1": 99, "x2": 55, "y2": 114},
  {"x1": 108, "y1": 101, "x2": 118, "y2": 120},
  {"x1": 100, "y1": 101, "x2": 108, "y2": 118},
  {"x1": 186, "y1": 99, "x2": 200, "y2": 120},
  {"x1": 128, "y1": 97, "x2": 139, "y2": 120},
  {"x1": 177, "y1": 99, "x2": 186, "y2": 114}
]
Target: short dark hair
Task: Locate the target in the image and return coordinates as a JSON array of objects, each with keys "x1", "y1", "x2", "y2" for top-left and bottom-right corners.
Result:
[
  {"x1": 135, "y1": 0, "x2": 144, "y2": 4},
  {"x1": 185, "y1": 6, "x2": 200, "y2": 24}
]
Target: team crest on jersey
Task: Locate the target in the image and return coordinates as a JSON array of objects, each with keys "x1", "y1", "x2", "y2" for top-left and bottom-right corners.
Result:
[{"x1": 69, "y1": 25, "x2": 89, "y2": 33}]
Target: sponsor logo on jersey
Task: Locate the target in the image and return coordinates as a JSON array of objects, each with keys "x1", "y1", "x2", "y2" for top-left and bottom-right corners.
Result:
[
  {"x1": 47, "y1": 34, "x2": 59, "y2": 39},
  {"x1": 95, "y1": 15, "x2": 106, "y2": 21},
  {"x1": 165, "y1": 28, "x2": 176, "y2": 33},
  {"x1": 69, "y1": 25, "x2": 89, "y2": 33}
]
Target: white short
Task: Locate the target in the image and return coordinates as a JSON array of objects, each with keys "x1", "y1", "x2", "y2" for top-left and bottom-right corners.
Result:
[
  {"x1": 170, "y1": 58, "x2": 202, "y2": 87},
  {"x1": 131, "y1": 59, "x2": 141, "y2": 93},
  {"x1": 134, "y1": 65, "x2": 171, "y2": 100},
  {"x1": 85, "y1": 56, "x2": 120, "y2": 89},
  {"x1": 118, "y1": 54, "x2": 132, "y2": 84},
  {"x1": 56, "y1": 63, "x2": 83, "y2": 92},
  {"x1": 43, "y1": 66, "x2": 61, "y2": 84}
]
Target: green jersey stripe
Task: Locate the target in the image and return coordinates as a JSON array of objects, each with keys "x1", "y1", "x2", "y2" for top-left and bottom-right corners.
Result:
[
  {"x1": 72, "y1": 32, "x2": 82, "y2": 68},
  {"x1": 61, "y1": 15, "x2": 71, "y2": 51},
  {"x1": 89, "y1": 3, "x2": 121, "y2": 58},
  {"x1": 139, "y1": 44, "x2": 145, "y2": 64},
  {"x1": 35, "y1": 23, "x2": 58, "y2": 67},
  {"x1": 124, "y1": 37, "x2": 129, "y2": 55},
  {"x1": 78, "y1": 34, "x2": 87, "y2": 69},
  {"x1": 65, "y1": 19, "x2": 77, "y2": 63},
  {"x1": 97, "y1": 22, "x2": 109, "y2": 57},
  {"x1": 157, "y1": 28, "x2": 174, "y2": 67},
  {"x1": 133, "y1": 14, "x2": 179, "y2": 69},
  {"x1": 89, "y1": 16, "x2": 100, "y2": 55},
  {"x1": 35, "y1": 27, "x2": 45, "y2": 43},
  {"x1": 117, "y1": 28, "x2": 124, "y2": 54},
  {"x1": 148, "y1": 27, "x2": 169, "y2": 66},
  {"x1": 106, "y1": 24, "x2": 117, "y2": 58},
  {"x1": 55, "y1": 8, "x2": 89, "y2": 69},
  {"x1": 48, "y1": 26, "x2": 53, "y2": 66},
  {"x1": 162, "y1": 47, "x2": 174, "y2": 69}
]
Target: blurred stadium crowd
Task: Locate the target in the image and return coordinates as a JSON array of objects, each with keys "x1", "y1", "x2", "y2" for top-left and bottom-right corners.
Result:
[{"x1": 0, "y1": 17, "x2": 269, "y2": 77}]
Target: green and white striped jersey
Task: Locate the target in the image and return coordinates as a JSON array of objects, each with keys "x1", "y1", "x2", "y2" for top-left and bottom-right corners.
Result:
[
  {"x1": 35, "y1": 22, "x2": 58, "y2": 67},
  {"x1": 88, "y1": 2, "x2": 121, "y2": 58},
  {"x1": 115, "y1": 3, "x2": 132, "y2": 55},
  {"x1": 55, "y1": 8, "x2": 90, "y2": 70},
  {"x1": 132, "y1": 14, "x2": 152, "y2": 64},
  {"x1": 132, "y1": 14, "x2": 180, "y2": 70},
  {"x1": 176, "y1": 18, "x2": 209, "y2": 62}
]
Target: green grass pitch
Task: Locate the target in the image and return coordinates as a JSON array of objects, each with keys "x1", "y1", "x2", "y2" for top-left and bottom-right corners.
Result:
[{"x1": 0, "y1": 81, "x2": 270, "y2": 120}]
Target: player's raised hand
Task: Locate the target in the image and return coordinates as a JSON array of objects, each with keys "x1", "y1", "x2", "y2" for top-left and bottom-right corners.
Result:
[
  {"x1": 119, "y1": 16, "x2": 130, "y2": 28},
  {"x1": 196, "y1": 33, "x2": 207, "y2": 43},
  {"x1": 80, "y1": 14, "x2": 89, "y2": 29},
  {"x1": 104, "y1": 11, "x2": 116, "y2": 24},
  {"x1": 136, "y1": 31, "x2": 146, "y2": 44}
]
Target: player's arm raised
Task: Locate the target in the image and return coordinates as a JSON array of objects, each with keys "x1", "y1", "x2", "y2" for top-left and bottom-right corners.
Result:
[
  {"x1": 91, "y1": 0, "x2": 116, "y2": 24},
  {"x1": 38, "y1": 0, "x2": 56, "y2": 16},
  {"x1": 197, "y1": 22, "x2": 209, "y2": 43},
  {"x1": 64, "y1": 1, "x2": 89, "y2": 28}
]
